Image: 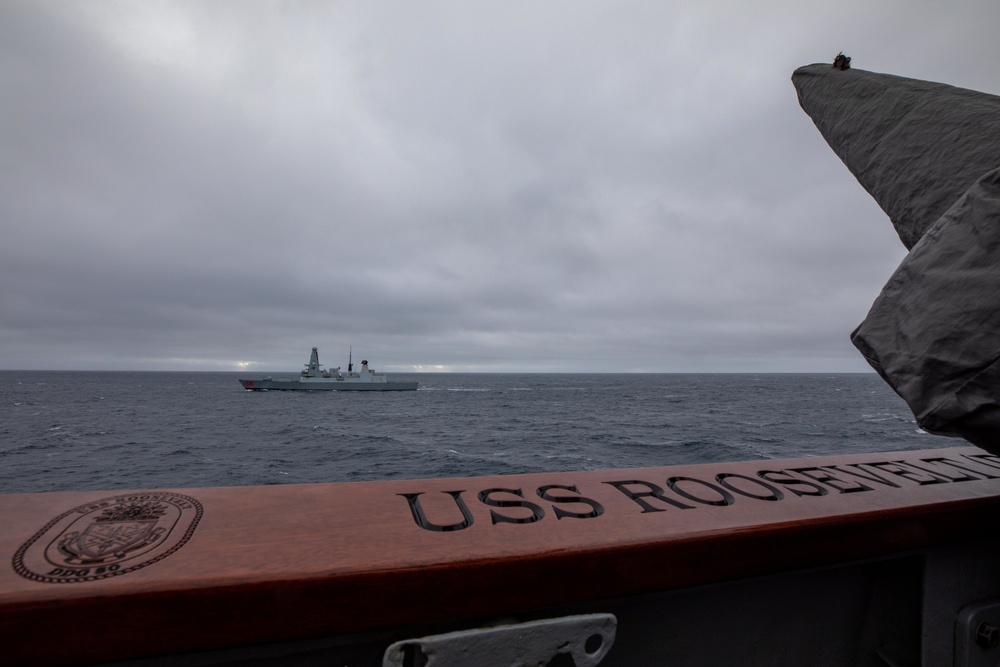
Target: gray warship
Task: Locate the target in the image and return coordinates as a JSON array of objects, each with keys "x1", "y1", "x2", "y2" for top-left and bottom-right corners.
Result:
[{"x1": 239, "y1": 347, "x2": 418, "y2": 391}]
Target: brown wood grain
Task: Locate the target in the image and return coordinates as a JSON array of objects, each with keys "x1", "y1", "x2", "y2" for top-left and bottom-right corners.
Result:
[{"x1": 3, "y1": 447, "x2": 1000, "y2": 664}]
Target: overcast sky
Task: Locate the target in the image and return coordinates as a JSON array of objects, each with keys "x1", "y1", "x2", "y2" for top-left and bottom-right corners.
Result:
[{"x1": 3, "y1": 1, "x2": 999, "y2": 373}]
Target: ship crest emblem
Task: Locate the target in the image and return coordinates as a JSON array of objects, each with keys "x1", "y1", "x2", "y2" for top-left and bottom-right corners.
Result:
[
  {"x1": 13, "y1": 492, "x2": 202, "y2": 584},
  {"x1": 58, "y1": 501, "x2": 167, "y2": 565}
]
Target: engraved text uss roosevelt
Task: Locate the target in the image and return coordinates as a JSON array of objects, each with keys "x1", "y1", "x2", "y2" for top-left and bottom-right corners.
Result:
[{"x1": 400, "y1": 453, "x2": 1000, "y2": 532}]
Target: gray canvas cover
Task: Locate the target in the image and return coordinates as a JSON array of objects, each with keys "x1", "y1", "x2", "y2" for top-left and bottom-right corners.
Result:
[{"x1": 792, "y1": 63, "x2": 1000, "y2": 451}]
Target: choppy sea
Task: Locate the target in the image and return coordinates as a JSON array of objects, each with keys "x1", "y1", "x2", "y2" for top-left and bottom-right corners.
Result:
[{"x1": 0, "y1": 372, "x2": 933, "y2": 494}]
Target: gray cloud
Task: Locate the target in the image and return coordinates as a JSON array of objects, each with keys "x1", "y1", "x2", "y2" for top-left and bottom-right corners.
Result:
[{"x1": 3, "y1": 0, "x2": 999, "y2": 372}]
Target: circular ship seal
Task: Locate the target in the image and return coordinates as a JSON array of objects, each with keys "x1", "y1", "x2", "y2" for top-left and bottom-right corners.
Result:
[{"x1": 13, "y1": 491, "x2": 202, "y2": 584}]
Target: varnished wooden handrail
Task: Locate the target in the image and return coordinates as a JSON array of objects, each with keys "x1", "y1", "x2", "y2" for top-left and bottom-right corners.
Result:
[{"x1": 3, "y1": 447, "x2": 1000, "y2": 665}]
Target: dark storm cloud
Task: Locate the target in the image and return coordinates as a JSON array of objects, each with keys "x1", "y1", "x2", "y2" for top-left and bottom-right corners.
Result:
[{"x1": 3, "y1": 0, "x2": 1000, "y2": 371}]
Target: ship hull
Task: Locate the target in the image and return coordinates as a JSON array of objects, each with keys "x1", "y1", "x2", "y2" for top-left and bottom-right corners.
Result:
[{"x1": 240, "y1": 378, "x2": 418, "y2": 391}]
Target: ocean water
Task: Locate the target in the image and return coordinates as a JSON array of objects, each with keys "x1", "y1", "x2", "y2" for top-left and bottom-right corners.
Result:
[{"x1": 0, "y1": 372, "x2": 933, "y2": 494}]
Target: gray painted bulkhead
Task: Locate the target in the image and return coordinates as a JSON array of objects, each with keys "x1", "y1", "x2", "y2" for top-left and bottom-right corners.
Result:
[{"x1": 101, "y1": 537, "x2": 1000, "y2": 667}]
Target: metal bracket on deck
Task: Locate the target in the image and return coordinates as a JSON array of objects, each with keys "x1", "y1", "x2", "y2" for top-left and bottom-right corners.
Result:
[
  {"x1": 382, "y1": 613, "x2": 616, "y2": 667},
  {"x1": 956, "y1": 600, "x2": 1000, "y2": 667}
]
